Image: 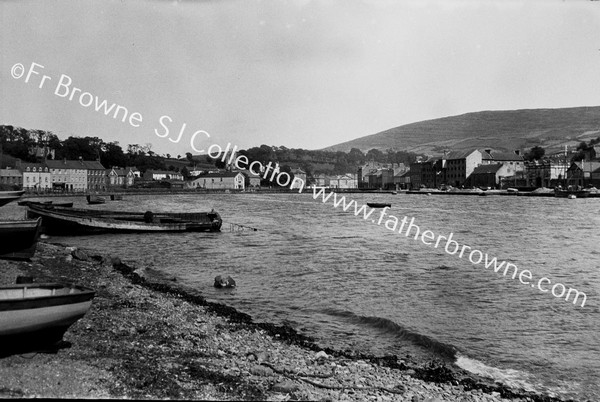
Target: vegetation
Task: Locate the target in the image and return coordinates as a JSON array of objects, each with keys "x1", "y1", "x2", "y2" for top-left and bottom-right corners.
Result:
[
  {"x1": 571, "y1": 136, "x2": 600, "y2": 162},
  {"x1": 1, "y1": 125, "x2": 419, "y2": 178}
]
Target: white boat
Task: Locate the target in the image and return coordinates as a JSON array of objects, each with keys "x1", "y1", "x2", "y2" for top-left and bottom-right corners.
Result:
[{"x1": 0, "y1": 283, "x2": 95, "y2": 350}]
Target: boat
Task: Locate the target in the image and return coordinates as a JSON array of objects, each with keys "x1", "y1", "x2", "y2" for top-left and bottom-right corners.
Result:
[
  {"x1": 554, "y1": 188, "x2": 591, "y2": 198},
  {"x1": 0, "y1": 190, "x2": 25, "y2": 207},
  {"x1": 27, "y1": 204, "x2": 223, "y2": 234},
  {"x1": 0, "y1": 283, "x2": 95, "y2": 350},
  {"x1": 18, "y1": 200, "x2": 73, "y2": 208},
  {"x1": 86, "y1": 195, "x2": 106, "y2": 205},
  {"x1": 0, "y1": 218, "x2": 42, "y2": 260},
  {"x1": 110, "y1": 194, "x2": 123, "y2": 201},
  {"x1": 367, "y1": 203, "x2": 391, "y2": 208}
]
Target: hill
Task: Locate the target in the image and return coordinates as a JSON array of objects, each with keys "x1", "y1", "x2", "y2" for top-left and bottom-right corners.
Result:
[{"x1": 324, "y1": 106, "x2": 600, "y2": 156}]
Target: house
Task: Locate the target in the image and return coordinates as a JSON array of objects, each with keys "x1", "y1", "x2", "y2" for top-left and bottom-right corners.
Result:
[
  {"x1": 421, "y1": 158, "x2": 444, "y2": 188},
  {"x1": 312, "y1": 174, "x2": 329, "y2": 187},
  {"x1": 46, "y1": 159, "x2": 89, "y2": 192},
  {"x1": 524, "y1": 160, "x2": 569, "y2": 188},
  {"x1": 129, "y1": 166, "x2": 141, "y2": 178},
  {"x1": 567, "y1": 161, "x2": 600, "y2": 187},
  {"x1": 83, "y1": 160, "x2": 107, "y2": 191},
  {"x1": 480, "y1": 150, "x2": 525, "y2": 177},
  {"x1": 443, "y1": 150, "x2": 482, "y2": 187},
  {"x1": 409, "y1": 162, "x2": 423, "y2": 189},
  {"x1": 107, "y1": 167, "x2": 135, "y2": 188},
  {"x1": 394, "y1": 170, "x2": 411, "y2": 189},
  {"x1": 358, "y1": 162, "x2": 391, "y2": 188},
  {"x1": 328, "y1": 174, "x2": 357, "y2": 189},
  {"x1": 290, "y1": 168, "x2": 307, "y2": 190},
  {"x1": 143, "y1": 170, "x2": 184, "y2": 181},
  {"x1": 239, "y1": 169, "x2": 262, "y2": 187},
  {"x1": 0, "y1": 168, "x2": 22, "y2": 188},
  {"x1": 466, "y1": 164, "x2": 514, "y2": 188},
  {"x1": 19, "y1": 162, "x2": 52, "y2": 191},
  {"x1": 188, "y1": 172, "x2": 245, "y2": 190}
]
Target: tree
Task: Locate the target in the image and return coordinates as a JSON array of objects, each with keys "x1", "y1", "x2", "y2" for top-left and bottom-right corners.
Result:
[
  {"x1": 101, "y1": 142, "x2": 128, "y2": 168},
  {"x1": 524, "y1": 146, "x2": 545, "y2": 161}
]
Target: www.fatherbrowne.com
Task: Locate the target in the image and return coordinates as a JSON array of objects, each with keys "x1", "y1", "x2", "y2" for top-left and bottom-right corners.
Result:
[{"x1": 311, "y1": 186, "x2": 588, "y2": 308}]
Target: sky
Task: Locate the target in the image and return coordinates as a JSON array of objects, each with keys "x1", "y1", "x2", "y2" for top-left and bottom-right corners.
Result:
[{"x1": 2, "y1": 0, "x2": 600, "y2": 157}]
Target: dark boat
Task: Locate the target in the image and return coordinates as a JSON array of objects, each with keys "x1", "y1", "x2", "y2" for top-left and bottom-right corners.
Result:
[
  {"x1": 19, "y1": 200, "x2": 74, "y2": 208},
  {"x1": 86, "y1": 195, "x2": 106, "y2": 205},
  {"x1": 554, "y1": 188, "x2": 591, "y2": 199},
  {"x1": 0, "y1": 283, "x2": 95, "y2": 351},
  {"x1": 0, "y1": 218, "x2": 42, "y2": 260},
  {"x1": 0, "y1": 190, "x2": 25, "y2": 207},
  {"x1": 367, "y1": 203, "x2": 391, "y2": 208},
  {"x1": 27, "y1": 204, "x2": 222, "y2": 234}
]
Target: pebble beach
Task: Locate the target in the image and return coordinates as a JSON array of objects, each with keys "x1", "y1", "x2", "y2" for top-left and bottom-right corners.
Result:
[{"x1": 0, "y1": 242, "x2": 568, "y2": 401}]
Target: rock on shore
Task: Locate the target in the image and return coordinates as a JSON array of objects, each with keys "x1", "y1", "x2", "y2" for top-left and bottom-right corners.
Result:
[{"x1": 0, "y1": 243, "x2": 562, "y2": 401}]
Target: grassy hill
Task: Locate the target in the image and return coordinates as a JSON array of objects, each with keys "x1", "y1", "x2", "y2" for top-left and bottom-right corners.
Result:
[{"x1": 324, "y1": 106, "x2": 600, "y2": 156}]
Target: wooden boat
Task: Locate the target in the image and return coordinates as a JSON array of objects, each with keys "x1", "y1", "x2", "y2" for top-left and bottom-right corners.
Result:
[
  {"x1": 18, "y1": 200, "x2": 73, "y2": 208},
  {"x1": 0, "y1": 190, "x2": 25, "y2": 207},
  {"x1": 0, "y1": 218, "x2": 42, "y2": 260},
  {"x1": 367, "y1": 203, "x2": 391, "y2": 208},
  {"x1": 554, "y1": 188, "x2": 591, "y2": 198},
  {"x1": 86, "y1": 195, "x2": 106, "y2": 205},
  {"x1": 27, "y1": 204, "x2": 223, "y2": 234},
  {"x1": 0, "y1": 283, "x2": 95, "y2": 350}
]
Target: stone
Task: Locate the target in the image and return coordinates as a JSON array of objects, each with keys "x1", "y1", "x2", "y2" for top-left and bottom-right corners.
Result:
[
  {"x1": 71, "y1": 249, "x2": 89, "y2": 261},
  {"x1": 249, "y1": 365, "x2": 273, "y2": 376},
  {"x1": 272, "y1": 380, "x2": 301, "y2": 393},
  {"x1": 214, "y1": 275, "x2": 236, "y2": 288}
]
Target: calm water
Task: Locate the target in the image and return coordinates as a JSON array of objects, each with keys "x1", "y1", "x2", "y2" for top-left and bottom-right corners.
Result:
[{"x1": 4, "y1": 193, "x2": 599, "y2": 401}]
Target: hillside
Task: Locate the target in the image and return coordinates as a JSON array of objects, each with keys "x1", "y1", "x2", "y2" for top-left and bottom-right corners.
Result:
[{"x1": 324, "y1": 106, "x2": 600, "y2": 156}]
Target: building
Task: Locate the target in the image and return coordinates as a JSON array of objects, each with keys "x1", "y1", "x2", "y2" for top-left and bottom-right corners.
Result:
[
  {"x1": 290, "y1": 168, "x2": 307, "y2": 190},
  {"x1": 466, "y1": 164, "x2": 515, "y2": 188},
  {"x1": 46, "y1": 159, "x2": 88, "y2": 192},
  {"x1": 567, "y1": 161, "x2": 600, "y2": 187},
  {"x1": 394, "y1": 170, "x2": 411, "y2": 189},
  {"x1": 188, "y1": 172, "x2": 245, "y2": 190},
  {"x1": 239, "y1": 169, "x2": 262, "y2": 187},
  {"x1": 312, "y1": 174, "x2": 329, "y2": 187},
  {"x1": 328, "y1": 174, "x2": 358, "y2": 189},
  {"x1": 83, "y1": 160, "x2": 106, "y2": 191},
  {"x1": 409, "y1": 162, "x2": 423, "y2": 189},
  {"x1": 107, "y1": 167, "x2": 135, "y2": 188},
  {"x1": 20, "y1": 162, "x2": 52, "y2": 191},
  {"x1": 524, "y1": 160, "x2": 569, "y2": 188},
  {"x1": 421, "y1": 158, "x2": 444, "y2": 188},
  {"x1": 0, "y1": 168, "x2": 22, "y2": 188},
  {"x1": 443, "y1": 150, "x2": 482, "y2": 187},
  {"x1": 143, "y1": 170, "x2": 184, "y2": 181}
]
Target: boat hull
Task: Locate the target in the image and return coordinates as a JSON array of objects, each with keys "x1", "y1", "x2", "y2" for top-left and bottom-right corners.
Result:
[
  {"x1": 28, "y1": 205, "x2": 222, "y2": 234},
  {"x1": 0, "y1": 283, "x2": 95, "y2": 350},
  {"x1": 554, "y1": 189, "x2": 591, "y2": 198},
  {"x1": 367, "y1": 203, "x2": 391, "y2": 208},
  {"x1": 0, "y1": 218, "x2": 42, "y2": 260}
]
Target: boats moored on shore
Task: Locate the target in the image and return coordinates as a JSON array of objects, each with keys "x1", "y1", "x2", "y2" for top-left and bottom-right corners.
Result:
[
  {"x1": 554, "y1": 188, "x2": 591, "y2": 198},
  {"x1": 27, "y1": 204, "x2": 223, "y2": 234},
  {"x1": 0, "y1": 218, "x2": 42, "y2": 260},
  {"x1": 367, "y1": 203, "x2": 391, "y2": 208},
  {"x1": 0, "y1": 190, "x2": 25, "y2": 207},
  {"x1": 0, "y1": 283, "x2": 95, "y2": 351}
]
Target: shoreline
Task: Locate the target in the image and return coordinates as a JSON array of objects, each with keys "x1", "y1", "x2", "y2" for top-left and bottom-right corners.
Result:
[{"x1": 0, "y1": 242, "x2": 570, "y2": 401}]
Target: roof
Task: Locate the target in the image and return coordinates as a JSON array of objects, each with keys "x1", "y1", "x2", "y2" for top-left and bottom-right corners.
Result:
[
  {"x1": 46, "y1": 159, "x2": 88, "y2": 169},
  {"x1": 146, "y1": 170, "x2": 182, "y2": 175},
  {"x1": 445, "y1": 149, "x2": 480, "y2": 160},
  {"x1": 573, "y1": 161, "x2": 600, "y2": 172},
  {"x1": 82, "y1": 160, "x2": 105, "y2": 170},
  {"x1": 196, "y1": 172, "x2": 243, "y2": 178},
  {"x1": 471, "y1": 164, "x2": 504, "y2": 174},
  {"x1": 486, "y1": 151, "x2": 524, "y2": 161}
]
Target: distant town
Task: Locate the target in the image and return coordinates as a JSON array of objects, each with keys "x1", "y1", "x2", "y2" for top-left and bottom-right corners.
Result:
[{"x1": 1, "y1": 125, "x2": 599, "y2": 193}]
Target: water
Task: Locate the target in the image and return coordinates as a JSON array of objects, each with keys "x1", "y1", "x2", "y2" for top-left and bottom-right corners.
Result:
[{"x1": 4, "y1": 192, "x2": 599, "y2": 400}]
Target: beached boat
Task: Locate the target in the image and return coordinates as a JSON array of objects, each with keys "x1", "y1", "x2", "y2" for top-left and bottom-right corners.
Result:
[
  {"x1": 18, "y1": 200, "x2": 73, "y2": 208},
  {"x1": 86, "y1": 195, "x2": 106, "y2": 205},
  {"x1": 0, "y1": 283, "x2": 95, "y2": 350},
  {"x1": 27, "y1": 204, "x2": 223, "y2": 234},
  {"x1": 0, "y1": 218, "x2": 42, "y2": 260},
  {"x1": 367, "y1": 203, "x2": 391, "y2": 208},
  {"x1": 0, "y1": 190, "x2": 25, "y2": 207}
]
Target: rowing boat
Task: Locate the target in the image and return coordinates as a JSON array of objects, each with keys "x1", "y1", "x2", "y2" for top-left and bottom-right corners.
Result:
[
  {"x1": 27, "y1": 204, "x2": 223, "y2": 234},
  {"x1": 0, "y1": 218, "x2": 42, "y2": 260},
  {"x1": 0, "y1": 190, "x2": 25, "y2": 207},
  {"x1": 0, "y1": 283, "x2": 95, "y2": 350}
]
